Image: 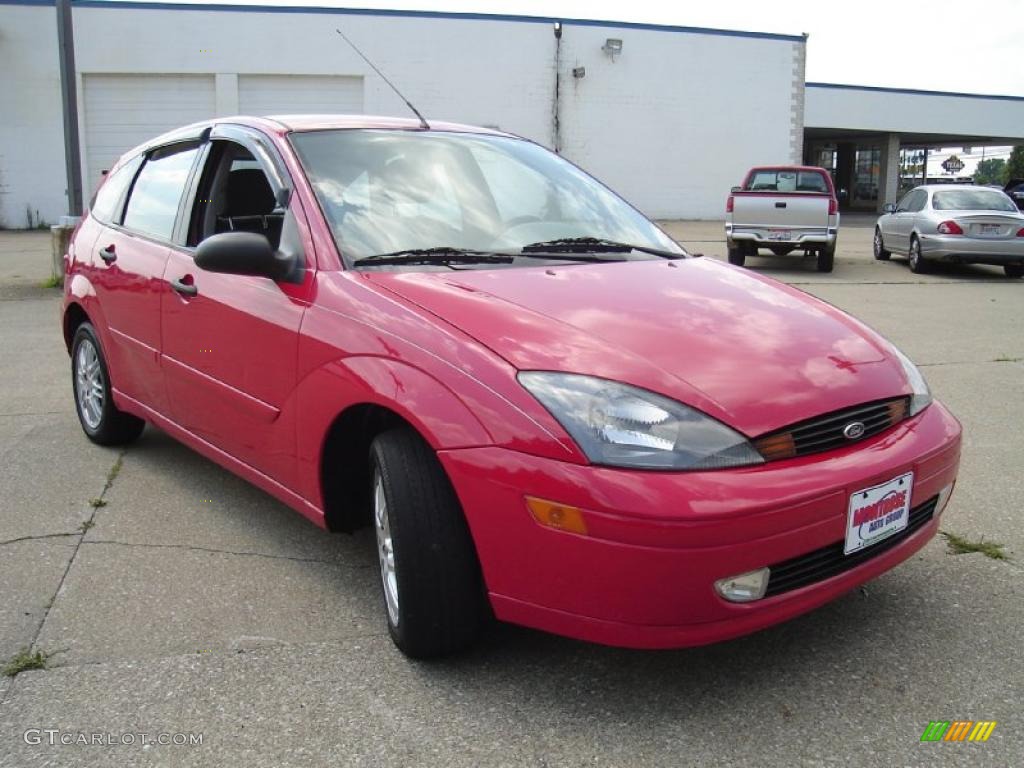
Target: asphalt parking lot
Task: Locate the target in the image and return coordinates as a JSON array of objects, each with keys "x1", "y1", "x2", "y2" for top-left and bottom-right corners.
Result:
[{"x1": 1, "y1": 215, "x2": 1021, "y2": 767}]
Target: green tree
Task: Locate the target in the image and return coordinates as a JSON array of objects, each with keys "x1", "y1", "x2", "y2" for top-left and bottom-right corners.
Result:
[
  {"x1": 974, "y1": 158, "x2": 1006, "y2": 185},
  {"x1": 1005, "y1": 145, "x2": 1024, "y2": 183}
]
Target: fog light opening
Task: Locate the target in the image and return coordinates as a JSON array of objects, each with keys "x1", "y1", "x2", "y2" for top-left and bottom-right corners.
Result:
[
  {"x1": 936, "y1": 483, "x2": 955, "y2": 515},
  {"x1": 715, "y1": 568, "x2": 770, "y2": 603}
]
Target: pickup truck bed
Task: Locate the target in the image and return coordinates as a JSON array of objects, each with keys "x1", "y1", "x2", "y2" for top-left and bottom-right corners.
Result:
[{"x1": 725, "y1": 166, "x2": 840, "y2": 272}]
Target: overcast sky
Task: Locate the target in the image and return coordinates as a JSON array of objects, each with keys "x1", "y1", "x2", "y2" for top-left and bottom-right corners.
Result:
[{"x1": 166, "y1": 0, "x2": 1024, "y2": 96}]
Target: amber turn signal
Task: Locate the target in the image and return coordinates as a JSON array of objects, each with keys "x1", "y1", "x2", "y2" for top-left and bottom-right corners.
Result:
[{"x1": 525, "y1": 497, "x2": 588, "y2": 534}]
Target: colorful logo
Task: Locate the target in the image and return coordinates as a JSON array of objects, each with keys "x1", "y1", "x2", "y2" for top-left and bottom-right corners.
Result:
[{"x1": 921, "y1": 721, "x2": 997, "y2": 742}]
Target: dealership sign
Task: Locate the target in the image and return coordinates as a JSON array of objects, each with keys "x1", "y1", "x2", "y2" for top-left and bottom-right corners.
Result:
[{"x1": 942, "y1": 155, "x2": 965, "y2": 174}]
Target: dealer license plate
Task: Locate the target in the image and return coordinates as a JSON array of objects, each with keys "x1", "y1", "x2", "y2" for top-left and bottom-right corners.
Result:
[
  {"x1": 767, "y1": 229, "x2": 792, "y2": 241},
  {"x1": 844, "y1": 472, "x2": 913, "y2": 555},
  {"x1": 977, "y1": 223, "x2": 1001, "y2": 235}
]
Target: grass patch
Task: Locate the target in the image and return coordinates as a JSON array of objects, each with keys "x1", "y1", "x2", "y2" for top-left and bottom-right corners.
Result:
[
  {"x1": 2, "y1": 648, "x2": 53, "y2": 678},
  {"x1": 87, "y1": 498, "x2": 107, "y2": 509},
  {"x1": 105, "y1": 454, "x2": 124, "y2": 491},
  {"x1": 40, "y1": 274, "x2": 63, "y2": 289},
  {"x1": 940, "y1": 531, "x2": 1009, "y2": 561},
  {"x1": 79, "y1": 519, "x2": 95, "y2": 533}
]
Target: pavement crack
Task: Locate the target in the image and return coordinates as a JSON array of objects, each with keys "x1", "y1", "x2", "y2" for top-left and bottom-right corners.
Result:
[
  {"x1": 1, "y1": 448, "x2": 131, "y2": 703},
  {"x1": 80, "y1": 539, "x2": 374, "y2": 568},
  {"x1": 0, "y1": 532, "x2": 80, "y2": 547}
]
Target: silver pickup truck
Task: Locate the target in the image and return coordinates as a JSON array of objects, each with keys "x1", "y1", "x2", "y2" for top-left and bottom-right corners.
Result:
[{"x1": 725, "y1": 165, "x2": 840, "y2": 272}]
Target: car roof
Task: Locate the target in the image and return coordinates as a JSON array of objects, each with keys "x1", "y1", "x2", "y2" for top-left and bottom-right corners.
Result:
[
  {"x1": 914, "y1": 184, "x2": 1004, "y2": 192},
  {"x1": 107, "y1": 114, "x2": 521, "y2": 176}
]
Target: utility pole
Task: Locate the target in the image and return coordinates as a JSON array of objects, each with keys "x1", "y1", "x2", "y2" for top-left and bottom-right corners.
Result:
[{"x1": 56, "y1": 0, "x2": 83, "y2": 216}]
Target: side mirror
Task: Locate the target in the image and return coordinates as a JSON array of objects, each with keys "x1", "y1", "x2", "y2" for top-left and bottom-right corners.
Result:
[
  {"x1": 730, "y1": 186, "x2": 742, "y2": 193},
  {"x1": 883, "y1": 203, "x2": 897, "y2": 214},
  {"x1": 195, "y1": 232, "x2": 298, "y2": 282}
]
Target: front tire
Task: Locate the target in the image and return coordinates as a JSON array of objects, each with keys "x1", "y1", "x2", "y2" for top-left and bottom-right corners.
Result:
[
  {"x1": 1005, "y1": 264, "x2": 1023, "y2": 279},
  {"x1": 370, "y1": 428, "x2": 484, "y2": 658},
  {"x1": 873, "y1": 228, "x2": 891, "y2": 260},
  {"x1": 908, "y1": 236, "x2": 927, "y2": 274},
  {"x1": 71, "y1": 323, "x2": 145, "y2": 446}
]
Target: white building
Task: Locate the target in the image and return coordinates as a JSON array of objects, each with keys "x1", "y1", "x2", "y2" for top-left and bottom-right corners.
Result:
[{"x1": 2, "y1": 1, "x2": 1023, "y2": 227}]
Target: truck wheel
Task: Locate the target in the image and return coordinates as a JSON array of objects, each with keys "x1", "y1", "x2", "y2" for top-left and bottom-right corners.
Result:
[
  {"x1": 727, "y1": 245, "x2": 746, "y2": 267},
  {"x1": 873, "y1": 228, "x2": 891, "y2": 260},
  {"x1": 370, "y1": 427, "x2": 484, "y2": 658},
  {"x1": 1005, "y1": 264, "x2": 1023, "y2": 279},
  {"x1": 908, "y1": 236, "x2": 928, "y2": 274},
  {"x1": 816, "y1": 244, "x2": 835, "y2": 273}
]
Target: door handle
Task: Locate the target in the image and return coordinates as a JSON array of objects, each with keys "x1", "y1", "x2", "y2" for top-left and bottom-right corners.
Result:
[
  {"x1": 171, "y1": 276, "x2": 198, "y2": 297},
  {"x1": 99, "y1": 244, "x2": 117, "y2": 263},
  {"x1": 775, "y1": 202, "x2": 787, "y2": 209}
]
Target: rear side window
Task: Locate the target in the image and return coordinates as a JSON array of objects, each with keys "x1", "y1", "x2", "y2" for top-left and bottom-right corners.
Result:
[
  {"x1": 746, "y1": 170, "x2": 829, "y2": 193},
  {"x1": 90, "y1": 155, "x2": 143, "y2": 224},
  {"x1": 122, "y1": 144, "x2": 200, "y2": 240}
]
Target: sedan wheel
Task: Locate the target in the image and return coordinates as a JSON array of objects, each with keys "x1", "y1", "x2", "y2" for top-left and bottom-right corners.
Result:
[
  {"x1": 1005, "y1": 264, "x2": 1023, "y2": 279},
  {"x1": 373, "y1": 471, "x2": 400, "y2": 628},
  {"x1": 873, "y1": 228, "x2": 891, "y2": 260},
  {"x1": 908, "y1": 237, "x2": 927, "y2": 274},
  {"x1": 71, "y1": 322, "x2": 145, "y2": 445}
]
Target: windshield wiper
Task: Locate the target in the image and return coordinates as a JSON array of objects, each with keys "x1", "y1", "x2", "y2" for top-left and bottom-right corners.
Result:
[
  {"x1": 523, "y1": 237, "x2": 686, "y2": 259},
  {"x1": 355, "y1": 247, "x2": 515, "y2": 267},
  {"x1": 520, "y1": 237, "x2": 686, "y2": 260}
]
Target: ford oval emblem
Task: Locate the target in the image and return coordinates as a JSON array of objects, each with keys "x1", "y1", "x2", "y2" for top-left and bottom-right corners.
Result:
[{"x1": 843, "y1": 421, "x2": 866, "y2": 440}]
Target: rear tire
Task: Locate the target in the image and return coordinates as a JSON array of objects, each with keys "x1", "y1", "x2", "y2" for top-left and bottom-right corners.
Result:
[
  {"x1": 816, "y1": 243, "x2": 835, "y2": 273},
  {"x1": 873, "y1": 228, "x2": 891, "y2": 260},
  {"x1": 908, "y1": 236, "x2": 928, "y2": 274},
  {"x1": 370, "y1": 427, "x2": 484, "y2": 658},
  {"x1": 1005, "y1": 264, "x2": 1023, "y2": 279},
  {"x1": 71, "y1": 323, "x2": 145, "y2": 446},
  {"x1": 727, "y1": 244, "x2": 746, "y2": 267}
]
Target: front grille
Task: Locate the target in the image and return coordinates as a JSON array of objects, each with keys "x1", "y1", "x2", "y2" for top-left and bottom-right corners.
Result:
[
  {"x1": 753, "y1": 397, "x2": 909, "y2": 461},
  {"x1": 764, "y1": 495, "x2": 938, "y2": 597}
]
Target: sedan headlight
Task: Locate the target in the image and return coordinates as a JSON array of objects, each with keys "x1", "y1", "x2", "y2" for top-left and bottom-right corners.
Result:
[
  {"x1": 891, "y1": 347, "x2": 932, "y2": 416},
  {"x1": 518, "y1": 372, "x2": 764, "y2": 470}
]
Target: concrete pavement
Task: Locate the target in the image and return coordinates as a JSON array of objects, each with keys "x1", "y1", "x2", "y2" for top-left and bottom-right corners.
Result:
[{"x1": 0, "y1": 218, "x2": 1021, "y2": 767}]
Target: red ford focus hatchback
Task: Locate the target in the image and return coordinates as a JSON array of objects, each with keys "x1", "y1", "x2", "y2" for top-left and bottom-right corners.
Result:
[{"x1": 62, "y1": 115, "x2": 961, "y2": 657}]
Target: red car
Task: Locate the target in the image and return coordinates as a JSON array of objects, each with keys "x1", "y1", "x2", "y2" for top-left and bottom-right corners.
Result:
[{"x1": 62, "y1": 116, "x2": 961, "y2": 658}]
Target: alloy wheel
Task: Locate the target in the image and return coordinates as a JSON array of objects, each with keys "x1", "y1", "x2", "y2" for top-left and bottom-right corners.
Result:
[
  {"x1": 374, "y1": 472, "x2": 400, "y2": 627},
  {"x1": 75, "y1": 339, "x2": 104, "y2": 430}
]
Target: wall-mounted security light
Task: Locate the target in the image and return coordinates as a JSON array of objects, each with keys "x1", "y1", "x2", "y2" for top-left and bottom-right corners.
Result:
[
  {"x1": 572, "y1": 66, "x2": 586, "y2": 79},
  {"x1": 602, "y1": 38, "x2": 623, "y2": 57}
]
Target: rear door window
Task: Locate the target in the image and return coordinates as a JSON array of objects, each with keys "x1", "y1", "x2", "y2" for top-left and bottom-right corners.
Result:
[
  {"x1": 90, "y1": 155, "x2": 143, "y2": 225},
  {"x1": 122, "y1": 144, "x2": 201, "y2": 241}
]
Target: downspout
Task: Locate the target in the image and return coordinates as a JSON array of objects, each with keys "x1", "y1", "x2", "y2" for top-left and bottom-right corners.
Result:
[{"x1": 552, "y1": 21, "x2": 562, "y2": 153}]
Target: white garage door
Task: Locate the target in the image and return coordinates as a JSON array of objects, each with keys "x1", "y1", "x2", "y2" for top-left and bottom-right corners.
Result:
[
  {"x1": 238, "y1": 75, "x2": 364, "y2": 117},
  {"x1": 82, "y1": 73, "x2": 215, "y2": 190}
]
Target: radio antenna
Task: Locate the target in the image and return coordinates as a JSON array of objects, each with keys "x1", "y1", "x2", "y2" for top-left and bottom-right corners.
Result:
[{"x1": 335, "y1": 28, "x2": 430, "y2": 130}]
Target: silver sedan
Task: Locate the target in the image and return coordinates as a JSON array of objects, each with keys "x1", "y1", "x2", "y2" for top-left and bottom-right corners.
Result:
[{"x1": 874, "y1": 185, "x2": 1024, "y2": 278}]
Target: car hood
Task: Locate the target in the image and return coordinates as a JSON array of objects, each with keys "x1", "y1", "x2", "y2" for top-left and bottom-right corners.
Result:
[{"x1": 367, "y1": 258, "x2": 909, "y2": 436}]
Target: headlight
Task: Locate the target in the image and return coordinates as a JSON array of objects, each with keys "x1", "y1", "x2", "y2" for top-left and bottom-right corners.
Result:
[
  {"x1": 891, "y1": 347, "x2": 932, "y2": 416},
  {"x1": 518, "y1": 372, "x2": 764, "y2": 470}
]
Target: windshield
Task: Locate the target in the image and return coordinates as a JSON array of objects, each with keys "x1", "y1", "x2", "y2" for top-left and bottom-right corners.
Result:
[
  {"x1": 289, "y1": 129, "x2": 682, "y2": 265},
  {"x1": 932, "y1": 189, "x2": 1016, "y2": 212}
]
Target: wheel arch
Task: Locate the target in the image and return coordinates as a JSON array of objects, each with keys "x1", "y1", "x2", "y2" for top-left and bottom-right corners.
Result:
[
  {"x1": 298, "y1": 356, "x2": 493, "y2": 533},
  {"x1": 63, "y1": 301, "x2": 90, "y2": 352}
]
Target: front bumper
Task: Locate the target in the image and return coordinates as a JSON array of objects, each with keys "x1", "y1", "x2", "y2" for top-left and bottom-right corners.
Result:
[
  {"x1": 439, "y1": 401, "x2": 961, "y2": 649},
  {"x1": 919, "y1": 233, "x2": 1024, "y2": 264}
]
